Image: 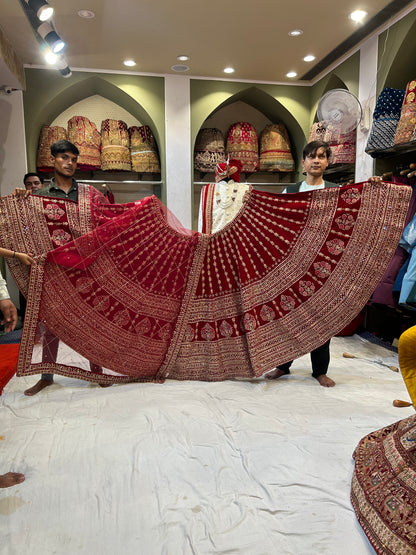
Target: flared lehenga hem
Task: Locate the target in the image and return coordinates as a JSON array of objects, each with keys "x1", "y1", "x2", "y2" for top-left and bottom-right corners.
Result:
[{"x1": 0, "y1": 181, "x2": 411, "y2": 384}]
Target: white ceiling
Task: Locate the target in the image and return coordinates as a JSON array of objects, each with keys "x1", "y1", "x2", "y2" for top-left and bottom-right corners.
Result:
[{"x1": 0, "y1": 0, "x2": 415, "y2": 86}]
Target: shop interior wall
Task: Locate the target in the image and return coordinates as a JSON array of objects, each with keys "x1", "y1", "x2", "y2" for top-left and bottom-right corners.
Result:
[{"x1": 19, "y1": 10, "x2": 416, "y2": 222}]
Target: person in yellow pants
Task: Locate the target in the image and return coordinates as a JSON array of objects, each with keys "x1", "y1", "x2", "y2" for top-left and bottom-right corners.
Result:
[{"x1": 398, "y1": 325, "x2": 416, "y2": 407}]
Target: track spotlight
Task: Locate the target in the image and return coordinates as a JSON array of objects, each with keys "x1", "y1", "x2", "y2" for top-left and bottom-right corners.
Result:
[
  {"x1": 37, "y1": 22, "x2": 65, "y2": 53},
  {"x1": 43, "y1": 49, "x2": 57, "y2": 64},
  {"x1": 25, "y1": 0, "x2": 53, "y2": 21},
  {"x1": 55, "y1": 55, "x2": 72, "y2": 78}
]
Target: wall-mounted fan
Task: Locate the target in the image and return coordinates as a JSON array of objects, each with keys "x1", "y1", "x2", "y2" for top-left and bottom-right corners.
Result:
[{"x1": 317, "y1": 89, "x2": 362, "y2": 134}]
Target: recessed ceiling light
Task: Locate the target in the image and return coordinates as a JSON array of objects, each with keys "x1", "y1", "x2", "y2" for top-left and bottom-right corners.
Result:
[
  {"x1": 303, "y1": 55, "x2": 316, "y2": 62},
  {"x1": 288, "y1": 29, "x2": 303, "y2": 36},
  {"x1": 286, "y1": 71, "x2": 297, "y2": 78},
  {"x1": 123, "y1": 59, "x2": 136, "y2": 67},
  {"x1": 171, "y1": 64, "x2": 189, "y2": 72},
  {"x1": 350, "y1": 10, "x2": 367, "y2": 22},
  {"x1": 223, "y1": 67, "x2": 235, "y2": 74},
  {"x1": 78, "y1": 9, "x2": 95, "y2": 18},
  {"x1": 177, "y1": 55, "x2": 190, "y2": 61}
]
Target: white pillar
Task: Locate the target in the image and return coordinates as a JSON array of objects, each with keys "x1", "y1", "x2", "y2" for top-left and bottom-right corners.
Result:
[
  {"x1": 0, "y1": 90, "x2": 27, "y2": 306},
  {"x1": 0, "y1": 90, "x2": 27, "y2": 195},
  {"x1": 164, "y1": 75, "x2": 192, "y2": 229},
  {"x1": 356, "y1": 36, "x2": 378, "y2": 182}
]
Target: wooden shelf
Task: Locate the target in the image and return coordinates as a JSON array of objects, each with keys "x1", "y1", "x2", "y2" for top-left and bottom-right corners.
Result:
[
  {"x1": 40, "y1": 170, "x2": 162, "y2": 187},
  {"x1": 194, "y1": 169, "x2": 297, "y2": 188},
  {"x1": 367, "y1": 141, "x2": 416, "y2": 159},
  {"x1": 324, "y1": 163, "x2": 354, "y2": 176},
  {"x1": 195, "y1": 183, "x2": 335, "y2": 191}
]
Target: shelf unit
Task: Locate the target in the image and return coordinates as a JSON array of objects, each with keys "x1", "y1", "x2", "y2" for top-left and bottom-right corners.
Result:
[
  {"x1": 363, "y1": 144, "x2": 416, "y2": 344},
  {"x1": 369, "y1": 142, "x2": 416, "y2": 177},
  {"x1": 40, "y1": 170, "x2": 163, "y2": 202},
  {"x1": 324, "y1": 163, "x2": 355, "y2": 180}
]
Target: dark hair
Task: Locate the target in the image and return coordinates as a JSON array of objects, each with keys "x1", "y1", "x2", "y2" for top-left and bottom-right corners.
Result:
[
  {"x1": 23, "y1": 172, "x2": 44, "y2": 185},
  {"x1": 302, "y1": 140, "x2": 331, "y2": 160},
  {"x1": 50, "y1": 140, "x2": 80, "y2": 157}
]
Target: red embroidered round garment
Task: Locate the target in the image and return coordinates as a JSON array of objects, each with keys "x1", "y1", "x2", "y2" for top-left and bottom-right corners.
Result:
[
  {"x1": 226, "y1": 122, "x2": 259, "y2": 173},
  {"x1": 0, "y1": 182, "x2": 411, "y2": 384},
  {"x1": 67, "y1": 116, "x2": 101, "y2": 171},
  {"x1": 351, "y1": 414, "x2": 416, "y2": 555}
]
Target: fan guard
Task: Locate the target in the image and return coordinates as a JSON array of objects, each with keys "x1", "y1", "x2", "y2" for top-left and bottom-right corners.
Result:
[{"x1": 317, "y1": 89, "x2": 362, "y2": 133}]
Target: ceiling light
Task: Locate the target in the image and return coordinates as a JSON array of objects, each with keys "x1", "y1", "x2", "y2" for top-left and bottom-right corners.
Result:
[
  {"x1": 123, "y1": 59, "x2": 136, "y2": 67},
  {"x1": 26, "y1": 0, "x2": 54, "y2": 21},
  {"x1": 44, "y1": 49, "x2": 57, "y2": 64},
  {"x1": 286, "y1": 71, "x2": 297, "y2": 78},
  {"x1": 303, "y1": 55, "x2": 316, "y2": 62},
  {"x1": 288, "y1": 29, "x2": 303, "y2": 36},
  {"x1": 55, "y1": 55, "x2": 72, "y2": 78},
  {"x1": 350, "y1": 10, "x2": 367, "y2": 22},
  {"x1": 177, "y1": 55, "x2": 189, "y2": 61},
  {"x1": 223, "y1": 67, "x2": 235, "y2": 74},
  {"x1": 171, "y1": 64, "x2": 189, "y2": 72},
  {"x1": 37, "y1": 22, "x2": 65, "y2": 53},
  {"x1": 78, "y1": 9, "x2": 95, "y2": 18}
]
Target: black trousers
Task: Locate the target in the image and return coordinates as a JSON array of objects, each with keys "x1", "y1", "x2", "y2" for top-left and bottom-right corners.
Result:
[
  {"x1": 40, "y1": 329, "x2": 103, "y2": 381},
  {"x1": 278, "y1": 339, "x2": 331, "y2": 377}
]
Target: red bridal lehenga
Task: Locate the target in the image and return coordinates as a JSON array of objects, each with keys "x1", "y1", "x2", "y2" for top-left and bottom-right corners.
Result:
[
  {"x1": 351, "y1": 326, "x2": 416, "y2": 555},
  {"x1": 351, "y1": 415, "x2": 416, "y2": 555},
  {"x1": 0, "y1": 181, "x2": 411, "y2": 384}
]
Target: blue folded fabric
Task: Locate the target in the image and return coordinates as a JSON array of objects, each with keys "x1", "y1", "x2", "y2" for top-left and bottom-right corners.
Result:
[{"x1": 366, "y1": 88, "x2": 406, "y2": 155}]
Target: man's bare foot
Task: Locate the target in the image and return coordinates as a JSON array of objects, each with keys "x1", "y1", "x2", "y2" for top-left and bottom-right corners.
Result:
[
  {"x1": 315, "y1": 375, "x2": 336, "y2": 387},
  {"x1": 24, "y1": 379, "x2": 54, "y2": 396},
  {"x1": 265, "y1": 368, "x2": 287, "y2": 380},
  {"x1": 0, "y1": 472, "x2": 25, "y2": 488}
]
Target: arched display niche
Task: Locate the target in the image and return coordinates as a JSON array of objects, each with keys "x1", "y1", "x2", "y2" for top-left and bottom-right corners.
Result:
[
  {"x1": 193, "y1": 86, "x2": 305, "y2": 182},
  {"x1": 192, "y1": 87, "x2": 306, "y2": 229},
  {"x1": 49, "y1": 94, "x2": 162, "y2": 203},
  {"x1": 25, "y1": 75, "x2": 163, "y2": 202},
  {"x1": 51, "y1": 95, "x2": 145, "y2": 130}
]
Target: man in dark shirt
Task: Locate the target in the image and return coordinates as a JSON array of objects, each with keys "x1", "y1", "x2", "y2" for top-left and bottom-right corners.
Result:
[
  {"x1": 23, "y1": 172, "x2": 44, "y2": 193},
  {"x1": 33, "y1": 141, "x2": 84, "y2": 201},
  {"x1": 20, "y1": 140, "x2": 108, "y2": 396}
]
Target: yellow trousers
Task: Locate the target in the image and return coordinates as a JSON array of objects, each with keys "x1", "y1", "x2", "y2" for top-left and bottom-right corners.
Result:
[{"x1": 398, "y1": 325, "x2": 416, "y2": 407}]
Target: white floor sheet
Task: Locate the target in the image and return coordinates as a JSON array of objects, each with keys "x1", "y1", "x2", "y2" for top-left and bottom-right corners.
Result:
[{"x1": 0, "y1": 334, "x2": 414, "y2": 555}]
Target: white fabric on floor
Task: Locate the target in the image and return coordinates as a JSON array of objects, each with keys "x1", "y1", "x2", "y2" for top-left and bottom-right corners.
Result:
[{"x1": 0, "y1": 334, "x2": 413, "y2": 555}]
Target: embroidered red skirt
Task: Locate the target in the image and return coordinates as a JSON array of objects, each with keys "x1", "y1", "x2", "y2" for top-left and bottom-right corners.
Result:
[
  {"x1": 351, "y1": 415, "x2": 416, "y2": 554},
  {"x1": 0, "y1": 182, "x2": 411, "y2": 384}
]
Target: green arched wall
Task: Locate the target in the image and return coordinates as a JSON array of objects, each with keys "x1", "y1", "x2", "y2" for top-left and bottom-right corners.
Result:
[
  {"x1": 23, "y1": 68, "x2": 165, "y2": 176},
  {"x1": 190, "y1": 80, "x2": 310, "y2": 171},
  {"x1": 378, "y1": 10, "x2": 416, "y2": 92}
]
